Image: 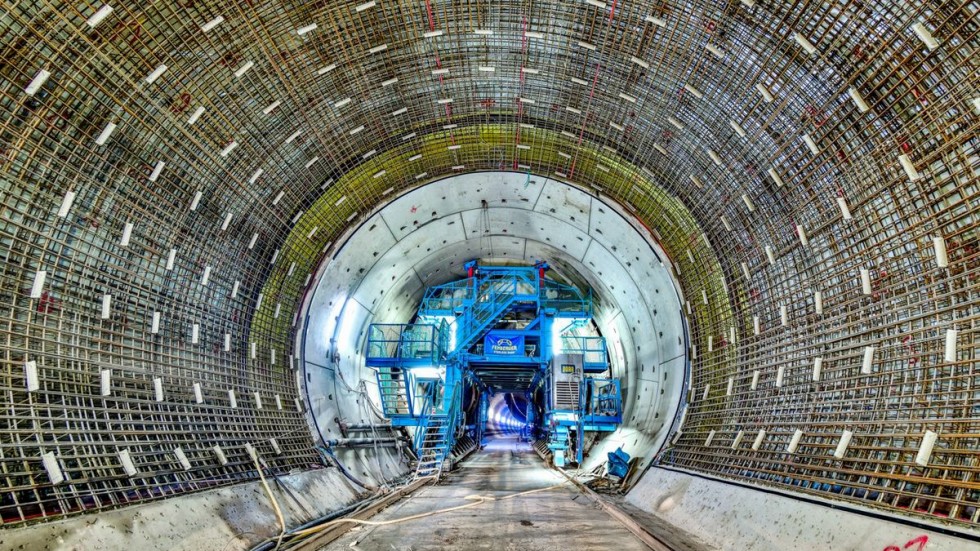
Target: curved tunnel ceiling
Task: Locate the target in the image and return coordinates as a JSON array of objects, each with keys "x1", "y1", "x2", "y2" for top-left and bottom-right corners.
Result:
[{"x1": 0, "y1": 0, "x2": 977, "y2": 528}]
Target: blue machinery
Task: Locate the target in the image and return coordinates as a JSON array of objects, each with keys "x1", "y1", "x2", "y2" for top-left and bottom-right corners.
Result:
[{"x1": 365, "y1": 262, "x2": 622, "y2": 475}]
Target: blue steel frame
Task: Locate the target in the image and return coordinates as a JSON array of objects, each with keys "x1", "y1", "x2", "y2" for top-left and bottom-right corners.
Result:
[
  {"x1": 364, "y1": 262, "x2": 620, "y2": 466},
  {"x1": 561, "y1": 335, "x2": 609, "y2": 373},
  {"x1": 582, "y1": 378, "x2": 623, "y2": 429},
  {"x1": 365, "y1": 323, "x2": 445, "y2": 366}
]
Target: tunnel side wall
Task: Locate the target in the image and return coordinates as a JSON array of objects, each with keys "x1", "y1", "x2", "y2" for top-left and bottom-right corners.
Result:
[
  {"x1": 626, "y1": 467, "x2": 977, "y2": 551},
  {"x1": 1, "y1": 468, "x2": 362, "y2": 551}
]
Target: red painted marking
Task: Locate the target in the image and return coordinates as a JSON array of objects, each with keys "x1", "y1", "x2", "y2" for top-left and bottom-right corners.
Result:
[
  {"x1": 170, "y1": 92, "x2": 191, "y2": 115},
  {"x1": 410, "y1": 205, "x2": 418, "y2": 214},
  {"x1": 110, "y1": 20, "x2": 144, "y2": 47},
  {"x1": 126, "y1": 163, "x2": 153, "y2": 181},
  {"x1": 904, "y1": 535, "x2": 928, "y2": 550},
  {"x1": 805, "y1": 105, "x2": 827, "y2": 127},
  {"x1": 424, "y1": 0, "x2": 436, "y2": 31},
  {"x1": 520, "y1": 16, "x2": 529, "y2": 76},
  {"x1": 43, "y1": 110, "x2": 62, "y2": 127},
  {"x1": 218, "y1": 52, "x2": 242, "y2": 68},
  {"x1": 882, "y1": 535, "x2": 929, "y2": 551},
  {"x1": 514, "y1": 100, "x2": 525, "y2": 168},
  {"x1": 37, "y1": 292, "x2": 60, "y2": 314},
  {"x1": 127, "y1": 21, "x2": 144, "y2": 46}
]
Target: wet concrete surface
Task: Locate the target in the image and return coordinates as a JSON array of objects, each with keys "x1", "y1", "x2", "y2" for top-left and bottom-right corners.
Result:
[{"x1": 321, "y1": 437, "x2": 651, "y2": 550}]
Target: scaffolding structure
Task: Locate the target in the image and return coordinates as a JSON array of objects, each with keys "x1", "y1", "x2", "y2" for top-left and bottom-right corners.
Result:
[{"x1": 0, "y1": 0, "x2": 975, "y2": 529}]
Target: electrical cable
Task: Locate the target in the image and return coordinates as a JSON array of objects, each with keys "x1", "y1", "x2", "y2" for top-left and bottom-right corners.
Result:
[
  {"x1": 253, "y1": 454, "x2": 288, "y2": 550},
  {"x1": 279, "y1": 479, "x2": 572, "y2": 547},
  {"x1": 250, "y1": 472, "x2": 425, "y2": 551}
]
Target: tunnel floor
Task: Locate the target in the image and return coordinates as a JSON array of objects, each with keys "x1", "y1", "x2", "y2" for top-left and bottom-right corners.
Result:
[{"x1": 320, "y1": 437, "x2": 651, "y2": 550}]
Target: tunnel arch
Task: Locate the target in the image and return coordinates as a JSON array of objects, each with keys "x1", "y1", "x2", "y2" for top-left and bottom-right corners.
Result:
[{"x1": 0, "y1": 0, "x2": 975, "y2": 535}]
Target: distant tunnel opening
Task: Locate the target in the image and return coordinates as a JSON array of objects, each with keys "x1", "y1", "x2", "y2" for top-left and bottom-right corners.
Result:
[{"x1": 482, "y1": 393, "x2": 529, "y2": 438}]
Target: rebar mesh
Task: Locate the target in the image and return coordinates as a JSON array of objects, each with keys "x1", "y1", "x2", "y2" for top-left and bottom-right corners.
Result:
[{"x1": 0, "y1": 0, "x2": 976, "y2": 528}]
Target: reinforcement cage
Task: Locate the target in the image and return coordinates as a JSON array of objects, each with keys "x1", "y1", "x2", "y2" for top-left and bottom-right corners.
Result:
[{"x1": 0, "y1": 0, "x2": 975, "y2": 530}]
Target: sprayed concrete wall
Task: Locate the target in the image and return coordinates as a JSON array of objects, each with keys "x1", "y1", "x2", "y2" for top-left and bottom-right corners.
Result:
[
  {"x1": 626, "y1": 467, "x2": 978, "y2": 551},
  {"x1": 1, "y1": 468, "x2": 367, "y2": 551}
]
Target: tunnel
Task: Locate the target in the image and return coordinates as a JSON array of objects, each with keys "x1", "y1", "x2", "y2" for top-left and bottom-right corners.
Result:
[{"x1": 1, "y1": 1, "x2": 977, "y2": 550}]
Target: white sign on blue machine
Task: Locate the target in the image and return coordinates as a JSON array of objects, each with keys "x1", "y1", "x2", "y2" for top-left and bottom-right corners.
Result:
[{"x1": 485, "y1": 334, "x2": 524, "y2": 356}]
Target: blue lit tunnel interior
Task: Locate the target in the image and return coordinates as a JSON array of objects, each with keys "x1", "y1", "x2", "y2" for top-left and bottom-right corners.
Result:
[{"x1": 483, "y1": 393, "x2": 529, "y2": 437}]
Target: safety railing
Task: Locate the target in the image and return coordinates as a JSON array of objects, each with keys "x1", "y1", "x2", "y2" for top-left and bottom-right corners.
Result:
[
  {"x1": 561, "y1": 335, "x2": 608, "y2": 371},
  {"x1": 419, "y1": 280, "x2": 474, "y2": 313},
  {"x1": 441, "y1": 379, "x2": 464, "y2": 458},
  {"x1": 584, "y1": 378, "x2": 622, "y2": 421},
  {"x1": 452, "y1": 379, "x2": 463, "y2": 424},
  {"x1": 456, "y1": 284, "x2": 519, "y2": 354},
  {"x1": 411, "y1": 378, "x2": 463, "y2": 479},
  {"x1": 541, "y1": 281, "x2": 592, "y2": 315},
  {"x1": 419, "y1": 269, "x2": 542, "y2": 316},
  {"x1": 412, "y1": 382, "x2": 437, "y2": 452},
  {"x1": 365, "y1": 323, "x2": 442, "y2": 363},
  {"x1": 376, "y1": 367, "x2": 412, "y2": 416}
]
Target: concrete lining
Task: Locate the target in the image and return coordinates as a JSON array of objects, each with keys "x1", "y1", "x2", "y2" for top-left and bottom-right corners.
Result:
[
  {"x1": 298, "y1": 172, "x2": 689, "y2": 476},
  {"x1": 1, "y1": 469, "x2": 361, "y2": 551}
]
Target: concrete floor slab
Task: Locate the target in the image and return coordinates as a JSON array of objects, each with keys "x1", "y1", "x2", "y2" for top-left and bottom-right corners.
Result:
[{"x1": 322, "y1": 438, "x2": 650, "y2": 550}]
